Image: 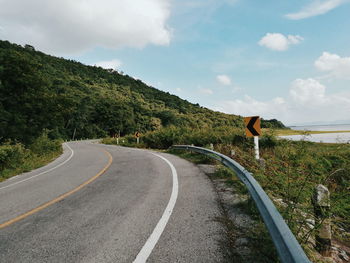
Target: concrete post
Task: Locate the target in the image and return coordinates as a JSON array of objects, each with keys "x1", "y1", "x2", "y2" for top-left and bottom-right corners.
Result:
[
  {"x1": 312, "y1": 184, "x2": 332, "y2": 257},
  {"x1": 254, "y1": 136, "x2": 260, "y2": 160}
]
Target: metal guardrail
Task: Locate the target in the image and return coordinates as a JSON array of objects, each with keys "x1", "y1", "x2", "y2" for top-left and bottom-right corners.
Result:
[{"x1": 171, "y1": 145, "x2": 311, "y2": 263}]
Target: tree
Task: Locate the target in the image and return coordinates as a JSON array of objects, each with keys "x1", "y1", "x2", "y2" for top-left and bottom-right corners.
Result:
[{"x1": 0, "y1": 50, "x2": 52, "y2": 144}]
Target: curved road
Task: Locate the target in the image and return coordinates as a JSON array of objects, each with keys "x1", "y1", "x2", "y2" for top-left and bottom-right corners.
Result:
[{"x1": 0, "y1": 141, "x2": 224, "y2": 262}]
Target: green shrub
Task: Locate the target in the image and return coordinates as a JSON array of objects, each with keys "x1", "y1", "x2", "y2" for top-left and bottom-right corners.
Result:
[
  {"x1": 259, "y1": 133, "x2": 279, "y2": 148},
  {"x1": 1, "y1": 135, "x2": 63, "y2": 180},
  {"x1": 139, "y1": 126, "x2": 249, "y2": 149},
  {"x1": 29, "y1": 131, "x2": 61, "y2": 155},
  {"x1": 142, "y1": 126, "x2": 186, "y2": 149},
  {"x1": 0, "y1": 142, "x2": 28, "y2": 170}
]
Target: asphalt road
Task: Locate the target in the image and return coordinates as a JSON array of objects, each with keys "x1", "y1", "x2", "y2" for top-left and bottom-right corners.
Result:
[{"x1": 0, "y1": 141, "x2": 225, "y2": 262}]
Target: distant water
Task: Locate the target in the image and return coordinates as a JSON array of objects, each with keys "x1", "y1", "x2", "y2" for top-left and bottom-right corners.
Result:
[
  {"x1": 280, "y1": 124, "x2": 350, "y2": 143},
  {"x1": 289, "y1": 124, "x2": 350, "y2": 131}
]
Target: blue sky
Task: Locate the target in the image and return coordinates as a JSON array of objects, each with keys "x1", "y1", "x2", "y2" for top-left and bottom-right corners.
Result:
[{"x1": 1, "y1": 0, "x2": 350, "y2": 125}]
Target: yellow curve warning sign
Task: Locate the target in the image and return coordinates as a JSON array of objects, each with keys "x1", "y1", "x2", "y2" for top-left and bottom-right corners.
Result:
[{"x1": 244, "y1": 116, "x2": 261, "y2": 137}]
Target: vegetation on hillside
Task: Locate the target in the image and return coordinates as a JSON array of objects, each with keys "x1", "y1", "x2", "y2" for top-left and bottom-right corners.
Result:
[
  {"x1": 0, "y1": 39, "x2": 286, "y2": 180},
  {"x1": 0, "y1": 40, "x2": 286, "y2": 145},
  {"x1": 0, "y1": 40, "x2": 230, "y2": 144}
]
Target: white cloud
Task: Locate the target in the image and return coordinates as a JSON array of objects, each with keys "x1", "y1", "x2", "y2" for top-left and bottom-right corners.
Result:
[
  {"x1": 216, "y1": 74, "x2": 232, "y2": 86},
  {"x1": 258, "y1": 33, "x2": 304, "y2": 51},
  {"x1": 287, "y1": 35, "x2": 304, "y2": 45},
  {"x1": 214, "y1": 79, "x2": 350, "y2": 124},
  {"x1": 215, "y1": 95, "x2": 288, "y2": 119},
  {"x1": 314, "y1": 52, "x2": 350, "y2": 79},
  {"x1": 285, "y1": 0, "x2": 348, "y2": 20},
  {"x1": 0, "y1": 0, "x2": 172, "y2": 55},
  {"x1": 199, "y1": 88, "x2": 214, "y2": 95},
  {"x1": 289, "y1": 78, "x2": 326, "y2": 105},
  {"x1": 94, "y1": 59, "x2": 122, "y2": 70}
]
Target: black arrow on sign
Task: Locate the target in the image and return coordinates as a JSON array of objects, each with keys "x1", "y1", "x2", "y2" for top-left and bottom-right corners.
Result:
[{"x1": 247, "y1": 116, "x2": 260, "y2": 136}]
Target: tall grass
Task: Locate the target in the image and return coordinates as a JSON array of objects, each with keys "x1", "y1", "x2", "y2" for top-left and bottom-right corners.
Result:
[{"x1": 215, "y1": 139, "x2": 350, "y2": 248}]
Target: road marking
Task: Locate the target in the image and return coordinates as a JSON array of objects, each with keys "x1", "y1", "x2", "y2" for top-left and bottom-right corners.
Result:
[
  {"x1": 0, "y1": 150, "x2": 113, "y2": 229},
  {"x1": 133, "y1": 153, "x2": 179, "y2": 263},
  {"x1": 0, "y1": 143, "x2": 74, "y2": 191}
]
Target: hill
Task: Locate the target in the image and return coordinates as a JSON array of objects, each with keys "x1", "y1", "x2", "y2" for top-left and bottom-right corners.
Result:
[{"x1": 0, "y1": 40, "x2": 285, "y2": 145}]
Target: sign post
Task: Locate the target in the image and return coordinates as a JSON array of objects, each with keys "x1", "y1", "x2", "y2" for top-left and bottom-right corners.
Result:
[
  {"x1": 116, "y1": 131, "x2": 120, "y2": 145},
  {"x1": 254, "y1": 136, "x2": 259, "y2": 160},
  {"x1": 244, "y1": 116, "x2": 261, "y2": 160},
  {"x1": 135, "y1": 131, "x2": 141, "y2": 144}
]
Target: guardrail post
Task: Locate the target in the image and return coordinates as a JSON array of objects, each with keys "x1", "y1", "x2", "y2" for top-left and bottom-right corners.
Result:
[{"x1": 312, "y1": 184, "x2": 332, "y2": 257}]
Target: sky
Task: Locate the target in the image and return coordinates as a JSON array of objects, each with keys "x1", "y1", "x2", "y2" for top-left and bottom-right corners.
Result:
[{"x1": 1, "y1": 0, "x2": 350, "y2": 125}]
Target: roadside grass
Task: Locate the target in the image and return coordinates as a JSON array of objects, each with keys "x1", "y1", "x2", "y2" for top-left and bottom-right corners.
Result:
[
  {"x1": 232, "y1": 143, "x2": 347, "y2": 228},
  {"x1": 0, "y1": 133, "x2": 63, "y2": 182},
  {"x1": 214, "y1": 142, "x2": 350, "y2": 261}
]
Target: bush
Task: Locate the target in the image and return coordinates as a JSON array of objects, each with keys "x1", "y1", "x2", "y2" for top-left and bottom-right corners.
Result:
[
  {"x1": 259, "y1": 133, "x2": 279, "y2": 148},
  {"x1": 142, "y1": 126, "x2": 185, "y2": 148},
  {"x1": 29, "y1": 131, "x2": 62, "y2": 155},
  {"x1": 0, "y1": 142, "x2": 28, "y2": 170},
  {"x1": 140, "y1": 126, "x2": 250, "y2": 149},
  {"x1": 1, "y1": 135, "x2": 63, "y2": 180}
]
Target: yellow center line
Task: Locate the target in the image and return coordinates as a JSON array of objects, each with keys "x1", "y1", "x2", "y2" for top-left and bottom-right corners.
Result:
[{"x1": 0, "y1": 149, "x2": 113, "y2": 230}]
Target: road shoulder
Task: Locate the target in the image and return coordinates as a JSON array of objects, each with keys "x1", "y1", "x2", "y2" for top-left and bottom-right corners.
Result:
[{"x1": 148, "y1": 152, "x2": 226, "y2": 262}]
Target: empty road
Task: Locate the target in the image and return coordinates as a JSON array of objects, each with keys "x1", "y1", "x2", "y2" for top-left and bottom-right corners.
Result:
[{"x1": 0, "y1": 141, "x2": 224, "y2": 262}]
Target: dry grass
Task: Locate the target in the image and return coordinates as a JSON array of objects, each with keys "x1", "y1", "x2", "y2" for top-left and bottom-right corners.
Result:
[{"x1": 265, "y1": 129, "x2": 350, "y2": 136}]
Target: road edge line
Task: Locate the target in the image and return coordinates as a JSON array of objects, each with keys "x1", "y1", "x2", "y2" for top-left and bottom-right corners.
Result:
[{"x1": 133, "y1": 153, "x2": 179, "y2": 263}]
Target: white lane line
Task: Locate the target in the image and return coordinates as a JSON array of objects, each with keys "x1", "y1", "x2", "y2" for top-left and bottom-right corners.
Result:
[
  {"x1": 0, "y1": 143, "x2": 74, "y2": 191},
  {"x1": 133, "y1": 153, "x2": 179, "y2": 263}
]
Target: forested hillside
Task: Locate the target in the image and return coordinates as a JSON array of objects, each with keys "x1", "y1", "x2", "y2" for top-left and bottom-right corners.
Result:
[{"x1": 0, "y1": 40, "x2": 285, "y2": 145}]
